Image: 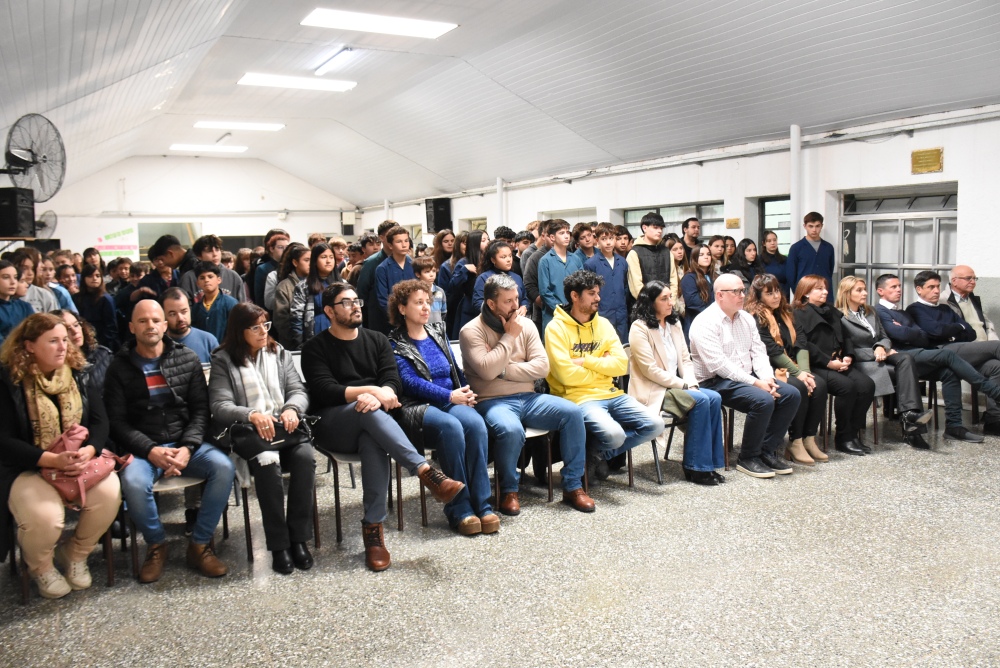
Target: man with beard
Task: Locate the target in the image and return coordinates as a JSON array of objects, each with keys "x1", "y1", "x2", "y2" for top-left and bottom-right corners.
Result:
[
  {"x1": 301, "y1": 283, "x2": 464, "y2": 572},
  {"x1": 161, "y1": 287, "x2": 218, "y2": 364},
  {"x1": 460, "y1": 274, "x2": 595, "y2": 516}
]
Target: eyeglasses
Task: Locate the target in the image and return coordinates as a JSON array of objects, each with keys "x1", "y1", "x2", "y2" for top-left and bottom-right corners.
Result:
[
  {"x1": 246, "y1": 321, "x2": 272, "y2": 334},
  {"x1": 718, "y1": 288, "x2": 746, "y2": 296},
  {"x1": 953, "y1": 276, "x2": 978, "y2": 282},
  {"x1": 334, "y1": 298, "x2": 364, "y2": 309}
]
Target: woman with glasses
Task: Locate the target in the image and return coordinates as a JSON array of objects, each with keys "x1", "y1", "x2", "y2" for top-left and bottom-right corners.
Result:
[
  {"x1": 289, "y1": 242, "x2": 341, "y2": 350},
  {"x1": 792, "y1": 275, "x2": 875, "y2": 456},
  {"x1": 209, "y1": 302, "x2": 314, "y2": 574}
]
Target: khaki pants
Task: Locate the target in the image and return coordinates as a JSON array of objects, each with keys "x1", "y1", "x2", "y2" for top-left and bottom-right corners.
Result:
[{"x1": 8, "y1": 471, "x2": 121, "y2": 575}]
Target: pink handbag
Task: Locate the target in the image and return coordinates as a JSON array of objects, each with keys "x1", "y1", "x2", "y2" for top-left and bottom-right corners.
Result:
[{"x1": 40, "y1": 424, "x2": 133, "y2": 511}]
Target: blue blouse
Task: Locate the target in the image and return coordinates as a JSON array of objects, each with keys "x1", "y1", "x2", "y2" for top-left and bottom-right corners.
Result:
[{"x1": 395, "y1": 336, "x2": 457, "y2": 405}]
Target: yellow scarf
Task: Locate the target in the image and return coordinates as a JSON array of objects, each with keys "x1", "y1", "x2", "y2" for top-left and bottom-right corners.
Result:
[{"x1": 23, "y1": 365, "x2": 83, "y2": 450}]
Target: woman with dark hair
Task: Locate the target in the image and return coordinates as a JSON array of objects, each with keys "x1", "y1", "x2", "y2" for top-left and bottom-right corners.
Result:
[
  {"x1": 723, "y1": 236, "x2": 737, "y2": 265},
  {"x1": 235, "y1": 248, "x2": 253, "y2": 277},
  {"x1": 471, "y1": 240, "x2": 529, "y2": 313},
  {"x1": 209, "y1": 302, "x2": 313, "y2": 574},
  {"x1": 438, "y1": 230, "x2": 467, "y2": 336},
  {"x1": 679, "y1": 244, "x2": 716, "y2": 338},
  {"x1": 72, "y1": 264, "x2": 118, "y2": 350},
  {"x1": 289, "y1": 242, "x2": 339, "y2": 350},
  {"x1": 0, "y1": 313, "x2": 120, "y2": 598},
  {"x1": 431, "y1": 229, "x2": 455, "y2": 270},
  {"x1": 447, "y1": 229, "x2": 490, "y2": 338},
  {"x1": 666, "y1": 238, "x2": 689, "y2": 315},
  {"x1": 759, "y1": 230, "x2": 788, "y2": 295},
  {"x1": 792, "y1": 275, "x2": 875, "y2": 456},
  {"x1": 272, "y1": 243, "x2": 311, "y2": 348},
  {"x1": 54, "y1": 309, "x2": 113, "y2": 391},
  {"x1": 628, "y1": 281, "x2": 725, "y2": 485},
  {"x1": 11, "y1": 249, "x2": 58, "y2": 315},
  {"x1": 745, "y1": 274, "x2": 828, "y2": 464},
  {"x1": 388, "y1": 280, "x2": 496, "y2": 535},
  {"x1": 722, "y1": 238, "x2": 764, "y2": 289}
]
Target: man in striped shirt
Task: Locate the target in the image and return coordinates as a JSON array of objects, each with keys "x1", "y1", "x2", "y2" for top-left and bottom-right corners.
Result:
[{"x1": 689, "y1": 274, "x2": 801, "y2": 479}]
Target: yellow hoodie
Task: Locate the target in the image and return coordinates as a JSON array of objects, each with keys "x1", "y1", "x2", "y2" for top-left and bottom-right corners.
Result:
[{"x1": 545, "y1": 305, "x2": 627, "y2": 404}]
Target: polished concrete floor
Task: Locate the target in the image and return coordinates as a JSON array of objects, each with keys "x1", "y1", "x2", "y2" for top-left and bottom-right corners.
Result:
[{"x1": 2, "y1": 417, "x2": 999, "y2": 668}]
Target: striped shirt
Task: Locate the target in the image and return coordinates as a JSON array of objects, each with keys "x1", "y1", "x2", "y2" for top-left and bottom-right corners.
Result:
[{"x1": 131, "y1": 352, "x2": 171, "y2": 406}]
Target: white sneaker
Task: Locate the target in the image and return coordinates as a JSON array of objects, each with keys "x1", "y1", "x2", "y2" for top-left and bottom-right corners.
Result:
[
  {"x1": 33, "y1": 568, "x2": 72, "y2": 599},
  {"x1": 56, "y1": 545, "x2": 93, "y2": 590}
]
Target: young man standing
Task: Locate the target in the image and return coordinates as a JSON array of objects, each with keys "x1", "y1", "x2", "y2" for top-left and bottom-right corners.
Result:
[
  {"x1": 681, "y1": 217, "x2": 701, "y2": 258},
  {"x1": 357, "y1": 221, "x2": 398, "y2": 329},
  {"x1": 584, "y1": 223, "x2": 628, "y2": 342},
  {"x1": 786, "y1": 212, "x2": 835, "y2": 302},
  {"x1": 252, "y1": 230, "x2": 290, "y2": 307},
  {"x1": 571, "y1": 223, "x2": 597, "y2": 264},
  {"x1": 537, "y1": 220, "x2": 584, "y2": 332},
  {"x1": 374, "y1": 226, "x2": 416, "y2": 334},
  {"x1": 0, "y1": 260, "x2": 33, "y2": 341},
  {"x1": 180, "y1": 234, "x2": 246, "y2": 303},
  {"x1": 625, "y1": 212, "x2": 670, "y2": 300},
  {"x1": 545, "y1": 270, "x2": 664, "y2": 480},
  {"x1": 191, "y1": 262, "x2": 238, "y2": 342}
]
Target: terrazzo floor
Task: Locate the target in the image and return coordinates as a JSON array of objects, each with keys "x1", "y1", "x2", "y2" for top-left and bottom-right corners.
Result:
[{"x1": 2, "y1": 417, "x2": 999, "y2": 668}]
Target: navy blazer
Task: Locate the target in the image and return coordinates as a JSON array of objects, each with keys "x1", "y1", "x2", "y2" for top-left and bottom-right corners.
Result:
[
  {"x1": 584, "y1": 252, "x2": 629, "y2": 342},
  {"x1": 875, "y1": 304, "x2": 930, "y2": 350},
  {"x1": 904, "y1": 301, "x2": 976, "y2": 345}
]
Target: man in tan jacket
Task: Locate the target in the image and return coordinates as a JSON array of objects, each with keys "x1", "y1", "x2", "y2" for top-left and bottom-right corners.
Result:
[{"x1": 459, "y1": 274, "x2": 595, "y2": 516}]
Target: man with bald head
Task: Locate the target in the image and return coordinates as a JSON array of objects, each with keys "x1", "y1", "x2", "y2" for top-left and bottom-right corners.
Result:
[
  {"x1": 945, "y1": 265, "x2": 997, "y2": 341},
  {"x1": 104, "y1": 299, "x2": 234, "y2": 584},
  {"x1": 689, "y1": 274, "x2": 801, "y2": 478}
]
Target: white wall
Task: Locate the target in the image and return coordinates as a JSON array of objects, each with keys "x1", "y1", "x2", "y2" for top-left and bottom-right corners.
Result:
[
  {"x1": 43, "y1": 156, "x2": 354, "y2": 257},
  {"x1": 361, "y1": 116, "x2": 999, "y2": 272}
]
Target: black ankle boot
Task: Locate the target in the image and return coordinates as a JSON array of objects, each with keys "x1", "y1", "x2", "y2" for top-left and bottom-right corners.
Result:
[{"x1": 272, "y1": 549, "x2": 294, "y2": 574}]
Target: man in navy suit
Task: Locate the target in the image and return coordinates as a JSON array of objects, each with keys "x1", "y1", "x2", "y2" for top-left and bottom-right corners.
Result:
[
  {"x1": 785, "y1": 212, "x2": 835, "y2": 303},
  {"x1": 880, "y1": 271, "x2": 1000, "y2": 437}
]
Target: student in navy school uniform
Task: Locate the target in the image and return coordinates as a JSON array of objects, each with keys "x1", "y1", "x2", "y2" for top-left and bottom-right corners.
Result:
[
  {"x1": 191, "y1": 262, "x2": 238, "y2": 342},
  {"x1": 785, "y1": 212, "x2": 835, "y2": 303},
  {"x1": 472, "y1": 240, "x2": 528, "y2": 314},
  {"x1": 584, "y1": 223, "x2": 629, "y2": 342},
  {"x1": 374, "y1": 226, "x2": 417, "y2": 335}
]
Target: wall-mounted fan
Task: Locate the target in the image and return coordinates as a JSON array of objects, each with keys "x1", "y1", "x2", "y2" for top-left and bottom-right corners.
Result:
[
  {"x1": 34, "y1": 210, "x2": 57, "y2": 239},
  {"x1": 1, "y1": 113, "x2": 66, "y2": 203}
]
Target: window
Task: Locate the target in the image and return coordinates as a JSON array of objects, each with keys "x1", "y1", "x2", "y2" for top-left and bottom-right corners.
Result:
[
  {"x1": 624, "y1": 201, "x2": 724, "y2": 241},
  {"x1": 759, "y1": 197, "x2": 791, "y2": 255},
  {"x1": 840, "y1": 192, "x2": 957, "y2": 307}
]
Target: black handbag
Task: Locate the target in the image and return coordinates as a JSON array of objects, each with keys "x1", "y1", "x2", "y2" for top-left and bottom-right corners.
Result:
[{"x1": 227, "y1": 414, "x2": 319, "y2": 460}]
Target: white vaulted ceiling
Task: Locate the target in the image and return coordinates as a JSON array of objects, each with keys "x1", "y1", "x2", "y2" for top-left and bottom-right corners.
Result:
[{"x1": 2, "y1": 0, "x2": 999, "y2": 207}]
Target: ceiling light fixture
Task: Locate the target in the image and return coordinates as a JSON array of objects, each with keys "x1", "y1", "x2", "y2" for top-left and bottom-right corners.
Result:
[
  {"x1": 170, "y1": 144, "x2": 248, "y2": 153},
  {"x1": 315, "y1": 47, "x2": 355, "y2": 76},
  {"x1": 301, "y1": 8, "x2": 457, "y2": 39},
  {"x1": 194, "y1": 121, "x2": 285, "y2": 131},
  {"x1": 238, "y1": 72, "x2": 356, "y2": 92}
]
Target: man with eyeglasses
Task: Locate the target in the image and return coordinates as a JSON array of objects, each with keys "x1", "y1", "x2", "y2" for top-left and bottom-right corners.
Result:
[
  {"x1": 945, "y1": 266, "x2": 997, "y2": 342},
  {"x1": 301, "y1": 283, "x2": 464, "y2": 571},
  {"x1": 689, "y1": 274, "x2": 801, "y2": 478}
]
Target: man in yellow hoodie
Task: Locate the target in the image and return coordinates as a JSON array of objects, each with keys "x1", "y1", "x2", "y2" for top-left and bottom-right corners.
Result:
[{"x1": 546, "y1": 270, "x2": 665, "y2": 480}]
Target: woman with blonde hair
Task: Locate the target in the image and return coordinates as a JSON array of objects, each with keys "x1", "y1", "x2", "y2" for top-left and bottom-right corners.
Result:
[
  {"x1": 0, "y1": 313, "x2": 121, "y2": 598},
  {"x1": 835, "y1": 275, "x2": 932, "y2": 449},
  {"x1": 746, "y1": 274, "x2": 828, "y2": 464},
  {"x1": 792, "y1": 275, "x2": 875, "y2": 456}
]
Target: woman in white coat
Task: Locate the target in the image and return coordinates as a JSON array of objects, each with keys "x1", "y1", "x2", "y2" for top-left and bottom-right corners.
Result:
[{"x1": 628, "y1": 280, "x2": 725, "y2": 485}]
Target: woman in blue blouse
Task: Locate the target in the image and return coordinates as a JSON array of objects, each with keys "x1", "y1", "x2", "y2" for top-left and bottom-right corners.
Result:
[
  {"x1": 680, "y1": 243, "x2": 716, "y2": 340},
  {"x1": 388, "y1": 279, "x2": 496, "y2": 536}
]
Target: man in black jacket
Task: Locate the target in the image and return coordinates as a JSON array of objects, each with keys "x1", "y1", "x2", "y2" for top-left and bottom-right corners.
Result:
[{"x1": 105, "y1": 300, "x2": 234, "y2": 583}]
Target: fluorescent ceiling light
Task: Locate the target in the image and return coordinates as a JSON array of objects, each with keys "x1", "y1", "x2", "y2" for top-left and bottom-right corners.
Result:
[
  {"x1": 170, "y1": 144, "x2": 248, "y2": 153},
  {"x1": 194, "y1": 121, "x2": 285, "y2": 131},
  {"x1": 238, "y1": 72, "x2": 356, "y2": 92},
  {"x1": 301, "y1": 8, "x2": 457, "y2": 39},
  {"x1": 315, "y1": 47, "x2": 355, "y2": 76}
]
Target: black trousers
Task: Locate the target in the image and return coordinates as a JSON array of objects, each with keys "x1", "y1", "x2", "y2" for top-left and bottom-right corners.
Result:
[
  {"x1": 246, "y1": 442, "x2": 316, "y2": 551},
  {"x1": 786, "y1": 373, "x2": 828, "y2": 440},
  {"x1": 813, "y1": 366, "x2": 876, "y2": 443}
]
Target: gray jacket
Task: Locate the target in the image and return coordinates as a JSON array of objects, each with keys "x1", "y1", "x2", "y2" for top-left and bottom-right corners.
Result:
[
  {"x1": 208, "y1": 345, "x2": 309, "y2": 448},
  {"x1": 840, "y1": 308, "x2": 894, "y2": 395}
]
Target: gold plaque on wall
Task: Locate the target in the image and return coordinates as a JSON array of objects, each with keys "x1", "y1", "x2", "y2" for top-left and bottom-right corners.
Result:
[
  {"x1": 725, "y1": 218, "x2": 740, "y2": 229},
  {"x1": 912, "y1": 148, "x2": 943, "y2": 174}
]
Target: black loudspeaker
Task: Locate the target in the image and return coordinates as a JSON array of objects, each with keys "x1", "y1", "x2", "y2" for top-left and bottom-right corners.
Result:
[
  {"x1": 0, "y1": 188, "x2": 35, "y2": 237},
  {"x1": 425, "y1": 198, "x2": 452, "y2": 232}
]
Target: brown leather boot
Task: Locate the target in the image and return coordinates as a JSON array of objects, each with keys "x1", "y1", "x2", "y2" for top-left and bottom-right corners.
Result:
[
  {"x1": 139, "y1": 543, "x2": 167, "y2": 584},
  {"x1": 186, "y1": 541, "x2": 228, "y2": 578},
  {"x1": 562, "y1": 488, "x2": 596, "y2": 513},
  {"x1": 785, "y1": 438, "x2": 814, "y2": 465},
  {"x1": 362, "y1": 522, "x2": 391, "y2": 572},
  {"x1": 498, "y1": 492, "x2": 520, "y2": 516},
  {"x1": 803, "y1": 436, "x2": 829, "y2": 462},
  {"x1": 417, "y1": 465, "x2": 464, "y2": 504}
]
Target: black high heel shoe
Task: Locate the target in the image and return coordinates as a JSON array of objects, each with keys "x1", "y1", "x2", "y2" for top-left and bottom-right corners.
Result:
[{"x1": 683, "y1": 468, "x2": 719, "y2": 486}]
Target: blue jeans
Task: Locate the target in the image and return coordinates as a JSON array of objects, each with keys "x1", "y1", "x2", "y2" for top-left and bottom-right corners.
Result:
[
  {"x1": 422, "y1": 404, "x2": 492, "y2": 526},
  {"x1": 120, "y1": 443, "x2": 235, "y2": 545},
  {"x1": 580, "y1": 394, "x2": 665, "y2": 459},
  {"x1": 477, "y1": 392, "x2": 586, "y2": 493},
  {"x1": 682, "y1": 388, "x2": 725, "y2": 472},
  {"x1": 700, "y1": 377, "x2": 800, "y2": 458}
]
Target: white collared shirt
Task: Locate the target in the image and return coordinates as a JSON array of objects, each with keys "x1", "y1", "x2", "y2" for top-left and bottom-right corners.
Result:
[{"x1": 878, "y1": 298, "x2": 899, "y2": 311}]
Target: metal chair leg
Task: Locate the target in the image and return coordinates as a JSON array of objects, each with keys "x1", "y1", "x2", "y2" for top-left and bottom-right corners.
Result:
[
  {"x1": 651, "y1": 440, "x2": 663, "y2": 485},
  {"x1": 419, "y1": 481, "x2": 428, "y2": 527},
  {"x1": 872, "y1": 398, "x2": 879, "y2": 446},
  {"x1": 242, "y1": 487, "x2": 253, "y2": 562},
  {"x1": 396, "y1": 462, "x2": 404, "y2": 532},
  {"x1": 348, "y1": 463, "x2": 356, "y2": 488},
  {"x1": 312, "y1": 485, "x2": 321, "y2": 549},
  {"x1": 102, "y1": 531, "x2": 114, "y2": 587},
  {"x1": 332, "y1": 458, "x2": 343, "y2": 544},
  {"x1": 546, "y1": 435, "x2": 554, "y2": 502},
  {"x1": 626, "y1": 448, "x2": 634, "y2": 488}
]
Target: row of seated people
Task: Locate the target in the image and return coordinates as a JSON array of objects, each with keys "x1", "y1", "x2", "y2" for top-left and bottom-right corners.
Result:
[{"x1": 2, "y1": 263, "x2": 999, "y2": 601}]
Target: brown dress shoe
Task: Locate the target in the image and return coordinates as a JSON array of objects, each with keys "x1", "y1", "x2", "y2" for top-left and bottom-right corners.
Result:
[
  {"x1": 362, "y1": 522, "x2": 391, "y2": 572},
  {"x1": 186, "y1": 541, "x2": 228, "y2": 578},
  {"x1": 562, "y1": 488, "x2": 596, "y2": 513},
  {"x1": 139, "y1": 543, "x2": 167, "y2": 584},
  {"x1": 479, "y1": 513, "x2": 500, "y2": 534},
  {"x1": 498, "y1": 492, "x2": 521, "y2": 516},
  {"x1": 418, "y1": 465, "x2": 464, "y2": 504}
]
